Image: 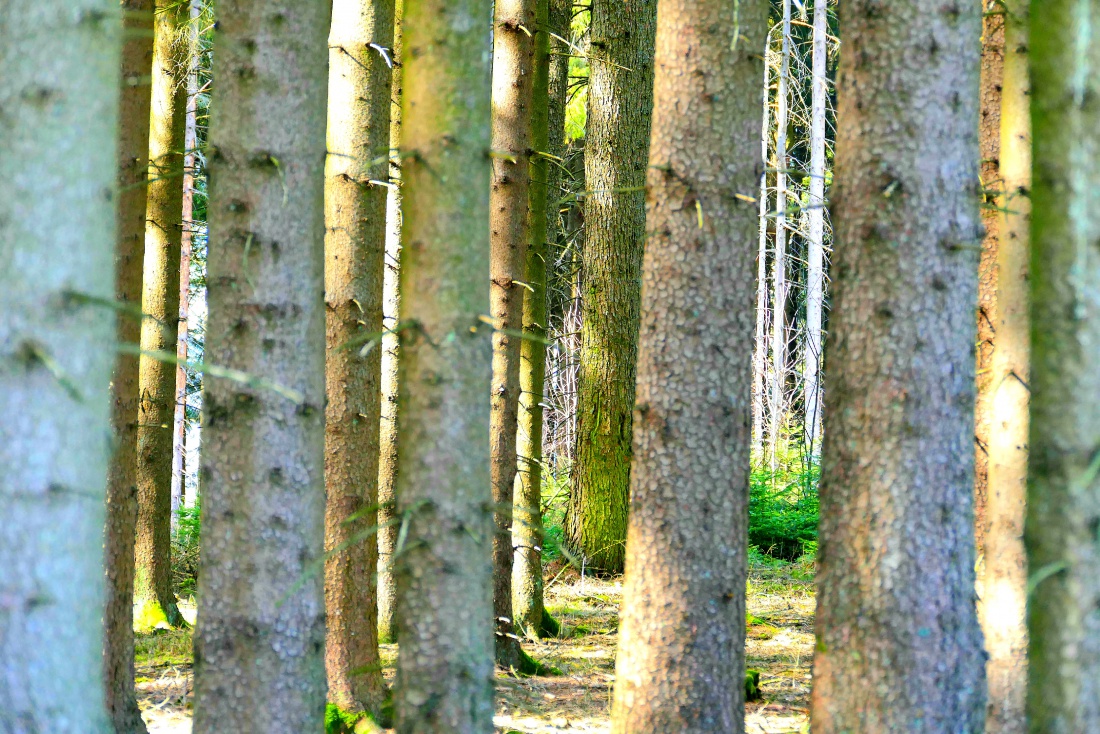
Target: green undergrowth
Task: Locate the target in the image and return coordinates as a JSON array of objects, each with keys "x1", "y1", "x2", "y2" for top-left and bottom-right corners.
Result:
[
  {"x1": 325, "y1": 703, "x2": 388, "y2": 734},
  {"x1": 749, "y1": 453, "x2": 820, "y2": 561},
  {"x1": 135, "y1": 627, "x2": 192, "y2": 671},
  {"x1": 172, "y1": 499, "x2": 201, "y2": 600}
]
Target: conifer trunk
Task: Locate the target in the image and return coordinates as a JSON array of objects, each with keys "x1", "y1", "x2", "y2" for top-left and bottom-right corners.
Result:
[
  {"x1": 810, "y1": 1, "x2": 987, "y2": 730},
  {"x1": 323, "y1": 0, "x2": 394, "y2": 716},
  {"x1": 769, "y1": 0, "x2": 792, "y2": 465},
  {"x1": 190, "y1": 0, "x2": 331, "y2": 728},
  {"x1": 392, "y1": 0, "x2": 495, "y2": 728},
  {"x1": 1025, "y1": 2, "x2": 1100, "y2": 730},
  {"x1": 752, "y1": 40, "x2": 772, "y2": 456},
  {"x1": 135, "y1": 0, "x2": 189, "y2": 630},
  {"x1": 104, "y1": 1, "x2": 155, "y2": 730},
  {"x1": 566, "y1": 0, "x2": 658, "y2": 575},
  {"x1": 610, "y1": 0, "x2": 765, "y2": 730},
  {"x1": 0, "y1": 1, "x2": 120, "y2": 729}
]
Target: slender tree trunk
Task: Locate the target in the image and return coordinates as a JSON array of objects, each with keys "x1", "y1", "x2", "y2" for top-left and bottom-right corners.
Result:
[
  {"x1": 982, "y1": 3, "x2": 1029, "y2": 732},
  {"x1": 323, "y1": 0, "x2": 394, "y2": 717},
  {"x1": 752, "y1": 39, "x2": 772, "y2": 457},
  {"x1": 803, "y1": 0, "x2": 828, "y2": 453},
  {"x1": 190, "y1": 0, "x2": 331, "y2": 728},
  {"x1": 610, "y1": 0, "x2": 765, "y2": 731},
  {"x1": 1026, "y1": 2, "x2": 1100, "y2": 731},
  {"x1": 377, "y1": 0, "x2": 404, "y2": 649},
  {"x1": 0, "y1": 1, "x2": 120, "y2": 729},
  {"x1": 104, "y1": 1, "x2": 155, "y2": 730},
  {"x1": 769, "y1": 0, "x2": 792, "y2": 467},
  {"x1": 135, "y1": 0, "x2": 189, "y2": 630},
  {"x1": 513, "y1": 0, "x2": 570, "y2": 639},
  {"x1": 810, "y1": 1, "x2": 987, "y2": 730},
  {"x1": 392, "y1": 0, "x2": 495, "y2": 729},
  {"x1": 566, "y1": 0, "x2": 658, "y2": 575}
]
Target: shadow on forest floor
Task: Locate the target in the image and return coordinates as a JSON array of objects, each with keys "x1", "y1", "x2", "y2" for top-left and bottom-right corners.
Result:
[{"x1": 137, "y1": 561, "x2": 813, "y2": 733}]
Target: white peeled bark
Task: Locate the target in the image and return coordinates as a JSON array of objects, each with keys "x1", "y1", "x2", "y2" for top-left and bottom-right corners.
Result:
[{"x1": 769, "y1": 0, "x2": 792, "y2": 466}]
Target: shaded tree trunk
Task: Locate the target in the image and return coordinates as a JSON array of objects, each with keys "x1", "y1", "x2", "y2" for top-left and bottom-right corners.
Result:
[
  {"x1": 391, "y1": 0, "x2": 495, "y2": 729},
  {"x1": 769, "y1": 0, "x2": 792, "y2": 466},
  {"x1": 610, "y1": 0, "x2": 765, "y2": 730},
  {"x1": 135, "y1": 0, "x2": 189, "y2": 630},
  {"x1": 1025, "y1": 2, "x2": 1100, "y2": 731},
  {"x1": 104, "y1": 1, "x2": 155, "y2": 730},
  {"x1": 322, "y1": 0, "x2": 394, "y2": 718},
  {"x1": 752, "y1": 39, "x2": 772, "y2": 456},
  {"x1": 810, "y1": 1, "x2": 987, "y2": 730},
  {"x1": 190, "y1": 0, "x2": 331, "y2": 728},
  {"x1": 0, "y1": 1, "x2": 120, "y2": 729},
  {"x1": 566, "y1": 0, "x2": 658, "y2": 575}
]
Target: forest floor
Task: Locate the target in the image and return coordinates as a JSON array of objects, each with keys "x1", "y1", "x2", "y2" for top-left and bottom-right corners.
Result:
[{"x1": 137, "y1": 558, "x2": 813, "y2": 733}]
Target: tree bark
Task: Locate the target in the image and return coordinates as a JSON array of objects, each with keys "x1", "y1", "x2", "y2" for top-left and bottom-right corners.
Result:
[
  {"x1": 135, "y1": 0, "x2": 189, "y2": 631},
  {"x1": 323, "y1": 0, "x2": 394, "y2": 717},
  {"x1": 566, "y1": 0, "x2": 658, "y2": 575},
  {"x1": 104, "y1": 1, "x2": 155, "y2": 730},
  {"x1": 810, "y1": 1, "x2": 987, "y2": 730},
  {"x1": 1025, "y1": 2, "x2": 1100, "y2": 731},
  {"x1": 610, "y1": 0, "x2": 765, "y2": 731},
  {"x1": 0, "y1": 1, "x2": 120, "y2": 730},
  {"x1": 391, "y1": 0, "x2": 495, "y2": 729},
  {"x1": 982, "y1": 2, "x2": 1029, "y2": 732},
  {"x1": 190, "y1": 0, "x2": 331, "y2": 729},
  {"x1": 513, "y1": 0, "x2": 571, "y2": 639},
  {"x1": 752, "y1": 31, "x2": 773, "y2": 457},
  {"x1": 769, "y1": 0, "x2": 792, "y2": 466}
]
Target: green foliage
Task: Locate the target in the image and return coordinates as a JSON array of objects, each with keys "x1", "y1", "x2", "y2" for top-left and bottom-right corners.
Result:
[
  {"x1": 749, "y1": 457, "x2": 819, "y2": 561},
  {"x1": 135, "y1": 627, "x2": 192, "y2": 669},
  {"x1": 171, "y1": 499, "x2": 201, "y2": 600},
  {"x1": 745, "y1": 668, "x2": 763, "y2": 702}
]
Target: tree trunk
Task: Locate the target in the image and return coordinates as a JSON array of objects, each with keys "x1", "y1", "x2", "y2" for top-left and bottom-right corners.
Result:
[
  {"x1": 323, "y1": 0, "x2": 394, "y2": 718},
  {"x1": 566, "y1": 0, "x2": 658, "y2": 575},
  {"x1": 810, "y1": 1, "x2": 987, "y2": 730},
  {"x1": 0, "y1": 1, "x2": 120, "y2": 729},
  {"x1": 104, "y1": 1, "x2": 155, "y2": 731},
  {"x1": 135, "y1": 0, "x2": 189, "y2": 631},
  {"x1": 190, "y1": 0, "x2": 331, "y2": 728},
  {"x1": 983, "y1": 2, "x2": 1030, "y2": 732},
  {"x1": 769, "y1": 0, "x2": 792, "y2": 466},
  {"x1": 513, "y1": 0, "x2": 571, "y2": 639},
  {"x1": 377, "y1": 0, "x2": 404, "y2": 648},
  {"x1": 391, "y1": 0, "x2": 495, "y2": 729},
  {"x1": 610, "y1": 0, "x2": 765, "y2": 731},
  {"x1": 1026, "y1": 2, "x2": 1100, "y2": 731},
  {"x1": 751, "y1": 38, "x2": 772, "y2": 457}
]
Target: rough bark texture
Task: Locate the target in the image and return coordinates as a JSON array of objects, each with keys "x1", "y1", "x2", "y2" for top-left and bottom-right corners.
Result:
[
  {"x1": 810, "y1": 1, "x2": 987, "y2": 731},
  {"x1": 323, "y1": 0, "x2": 394, "y2": 716},
  {"x1": 513, "y1": 0, "x2": 571, "y2": 639},
  {"x1": 392, "y1": 0, "x2": 495, "y2": 729},
  {"x1": 1026, "y1": 2, "x2": 1100, "y2": 732},
  {"x1": 377, "y1": 0, "x2": 404, "y2": 647},
  {"x1": 982, "y1": 3, "x2": 1029, "y2": 732},
  {"x1": 190, "y1": 0, "x2": 331, "y2": 729},
  {"x1": 566, "y1": 0, "x2": 658, "y2": 575},
  {"x1": 610, "y1": 0, "x2": 765, "y2": 731},
  {"x1": 135, "y1": 0, "x2": 189, "y2": 630},
  {"x1": 105, "y1": 1, "x2": 155, "y2": 730},
  {"x1": 0, "y1": 2, "x2": 120, "y2": 730}
]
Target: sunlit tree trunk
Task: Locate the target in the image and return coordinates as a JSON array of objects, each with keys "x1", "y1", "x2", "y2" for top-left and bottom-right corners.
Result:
[
  {"x1": 323, "y1": 0, "x2": 394, "y2": 718},
  {"x1": 810, "y1": 1, "x2": 986, "y2": 730},
  {"x1": 391, "y1": 0, "x2": 495, "y2": 728},
  {"x1": 566, "y1": 0, "x2": 658, "y2": 575},
  {"x1": 1026, "y1": 2, "x2": 1100, "y2": 731},
  {"x1": 190, "y1": 0, "x2": 331, "y2": 728},
  {"x1": 0, "y1": 1, "x2": 120, "y2": 729},
  {"x1": 751, "y1": 42, "x2": 772, "y2": 457},
  {"x1": 610, "y1": 0, "x2": 765, "y2": 730}
]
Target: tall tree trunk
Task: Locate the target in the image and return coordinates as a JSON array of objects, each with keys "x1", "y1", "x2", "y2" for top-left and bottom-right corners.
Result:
[
  {"x1": 982, "y1": 3, "x2": 1029, "y2": 732},
  {"x1": 752, "y1": 39, "x2": 772, "y2": 457},
  {"x1": 190, "y1": 0, "x2": 331, "y2": 728},
  {"x1": 392, "y1": 0, "x2": 495, "y2": 728},
  {"x1": 323, "y1": 0, "x2": 394, "y2": 717},
  {"x1": 377, "y1": 0, "x2": 404, "y2": 648},
  {"x1": 0, "y1": 1, "x2": 120, "y2": 729},
  {"x1": 610, "y1": 0, "x2": 765, "y2": 730},
  {"x1": 135, "y1": 0, "x2": 189, "y2": 630},
  {"x1": 488, "y1": 0, "x2": 537, "y2": 669},
  {"x1": 513, "y1": 0, "x2": 571, "y2": 639},
  {"x1": 769, "y1": 0, "x2": 792, "y2": 467},
  {"x1": 104, "y1": 1, "x2": 155, "y2": 730},
  {"x1": 566, "y1": 0, "x2": 658, "y2": 575},
  {"x1": 810, "y1": 1, "x2": 987, "y2": 730},
  {"x1": 1026, "y1": 2, "x2": 1100, "y2": 731}
]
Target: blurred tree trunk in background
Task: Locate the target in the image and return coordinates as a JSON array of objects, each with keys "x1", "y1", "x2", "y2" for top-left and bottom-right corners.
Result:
[
  {"x1": 610, "y1": 0, "x2": 765, "y2": 730},
  {"x1": 810, "y1": 0, "x2": 987, "y2": 730},
  {"x1": 0, "y1": 1, "x2": 121, "y2": 729},
  {"x1": 190, "y1": 0, "x2": 331, "y2": 728}
]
